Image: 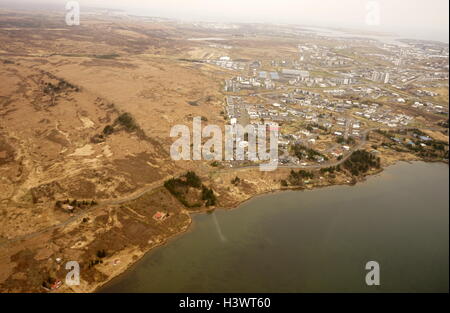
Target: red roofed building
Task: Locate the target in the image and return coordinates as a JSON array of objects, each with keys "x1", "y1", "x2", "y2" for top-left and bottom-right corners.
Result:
[{"x1": 153, "y1": 211, "x2": 168, "y2": 222}]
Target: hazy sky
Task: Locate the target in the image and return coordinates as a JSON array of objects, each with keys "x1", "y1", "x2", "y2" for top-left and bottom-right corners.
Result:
[{"x1": 2, "y1": 0, "x2": 449, "y2": 41}]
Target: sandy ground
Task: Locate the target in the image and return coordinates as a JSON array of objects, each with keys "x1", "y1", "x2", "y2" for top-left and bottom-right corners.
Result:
[{"x1": 0, "y1": 10, "x2": 447, "y2": 293}]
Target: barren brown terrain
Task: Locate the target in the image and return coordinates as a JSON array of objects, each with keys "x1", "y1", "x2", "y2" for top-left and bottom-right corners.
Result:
[
  {"x1": 0, "y1": 10, "x2": 233, "y2": 291},
  {"x1": 0, "y1": 9, "x2": 448, "y2": 293}
]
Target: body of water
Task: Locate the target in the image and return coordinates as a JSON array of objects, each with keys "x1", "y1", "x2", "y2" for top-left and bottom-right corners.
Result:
[{"x1": 102, "y1": 162, "x2": 449, "y2": 293}]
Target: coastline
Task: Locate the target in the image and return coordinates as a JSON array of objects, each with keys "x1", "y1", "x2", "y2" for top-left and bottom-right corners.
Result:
[
  {"x1": 92, "y1": 213, "x2": 195, "y2": 293},
  {"x1": 92, "y1": 157, "x2": 447, "y2": 293},
  {"x1": 0, "y1": 8, "x2": 447, "y2": 294}
]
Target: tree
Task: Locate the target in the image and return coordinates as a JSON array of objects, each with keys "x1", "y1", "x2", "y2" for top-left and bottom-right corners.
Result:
[
  {"x1": 288, "y1": 170, "x2": 314, "y2": 186},
  {"x1": 115, "y1": 113, "x2": 137, "y2": 131},
  {"x1": 96, "y1": 249, "x2": 107, "y2": 258},
  {"x1": 231, "y1": 176, "x2": 241, "y2": 186},
  {"x1": 103, "y1": 125, "x2": 114, "y2": 135},
  {"x1": 185, "y1": 171, "x2": 202, "y2": 188},
  {"x1": 202, "y1": 186, "x2": 217, "y2": 206},
  {"x1": 343, "y1": 150, "x2": 380, "y2": 176}
]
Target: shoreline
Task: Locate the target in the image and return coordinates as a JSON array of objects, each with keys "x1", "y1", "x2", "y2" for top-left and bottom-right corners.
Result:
[
  {"x1": 93, "y1": 213, "x2": 195, "y2": 293},
  {"x1": 92, "y1": 158, "x2": 447, "y2": 293}
]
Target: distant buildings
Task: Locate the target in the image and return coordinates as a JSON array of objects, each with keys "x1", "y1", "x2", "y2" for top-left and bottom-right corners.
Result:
[
  {"x1": 370, "y1": 71, "x2": 390, "y2": 84},
  {"x1": 282, "y1": 69, "x2": 310, "y2": 78}
]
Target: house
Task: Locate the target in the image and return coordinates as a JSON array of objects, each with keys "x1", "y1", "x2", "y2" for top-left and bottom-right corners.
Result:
[
  {"x1": 249, "y1": 61, "x2": 261, "y2": 69},
  {"x1": 331, "y1": 149, "x2": 343, "y2": 157},
  {"x1": 315, "y1": 156, "x2": 325, "y2": 163},
  {"x1": 270, "y1": 72, "x2": 280, "y2": 80},
  {"x1": 259, "y1": 71, "x2": 268, "y2": 79},
  {"x1": 63, "y1": 204, "x2": 74, "y2": 213},
  {"x1": 51, "y1": 280, "x2": 62, "y2": 290},
  {"x1": 282, "y1": 69, "x2": 309, "y2": 78},
  {"x1": 419, "y1": 136, "x2": 432, "y2": 142},
  {"x1": 153, "y1": 211, "x2": 168, "y2": 222}
]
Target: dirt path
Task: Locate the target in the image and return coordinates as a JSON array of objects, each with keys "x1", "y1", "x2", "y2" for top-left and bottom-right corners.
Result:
[{"x1": 0, "y1": 126, "x2": 444, "y2": 248}]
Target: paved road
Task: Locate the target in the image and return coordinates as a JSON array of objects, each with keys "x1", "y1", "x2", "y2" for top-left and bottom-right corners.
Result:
[
  {"x1": 1, "y1": 126, "x2": 444, "y2": 248},
  {"x1": 217, "y1": 127, "x2": 373, "y2": 173}
]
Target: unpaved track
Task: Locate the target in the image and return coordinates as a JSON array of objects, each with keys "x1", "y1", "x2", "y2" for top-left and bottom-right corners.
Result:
[{"x1": 0, "y1": 127, "x2": 444, "y2": 248}]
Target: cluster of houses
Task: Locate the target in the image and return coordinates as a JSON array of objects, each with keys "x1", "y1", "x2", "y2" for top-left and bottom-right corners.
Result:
[
  {"x1": 212, "y1": 35, "x2": 447, "y2": 167},
  {"x1": 412, "y1": 101, "x2": 448, "y2": 115},
  {"x1": 224, "y1": 76, "x2": 275, "y2": 92},
  {"x1": 297, "y1": 43, "x2": 352, "y2": 68},
  {"x1": 205, "y1": 56, "x2": 245, "y2": 71},
  {"x1": 224, "y1": 93, "x2": 366, "y2": 167},
  {"x1": 354, "y1": 104, "x2": 414, "y2": 127}
]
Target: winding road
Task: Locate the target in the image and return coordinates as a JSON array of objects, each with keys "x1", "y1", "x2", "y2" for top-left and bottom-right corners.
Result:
[{"x1": 0, "y1": 126, "x2": 445, "y2": 248}]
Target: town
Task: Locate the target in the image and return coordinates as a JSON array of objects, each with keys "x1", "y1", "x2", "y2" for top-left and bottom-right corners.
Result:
[{"x1": 200, "y1": 35, "x2": 449, "y2": 169}]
